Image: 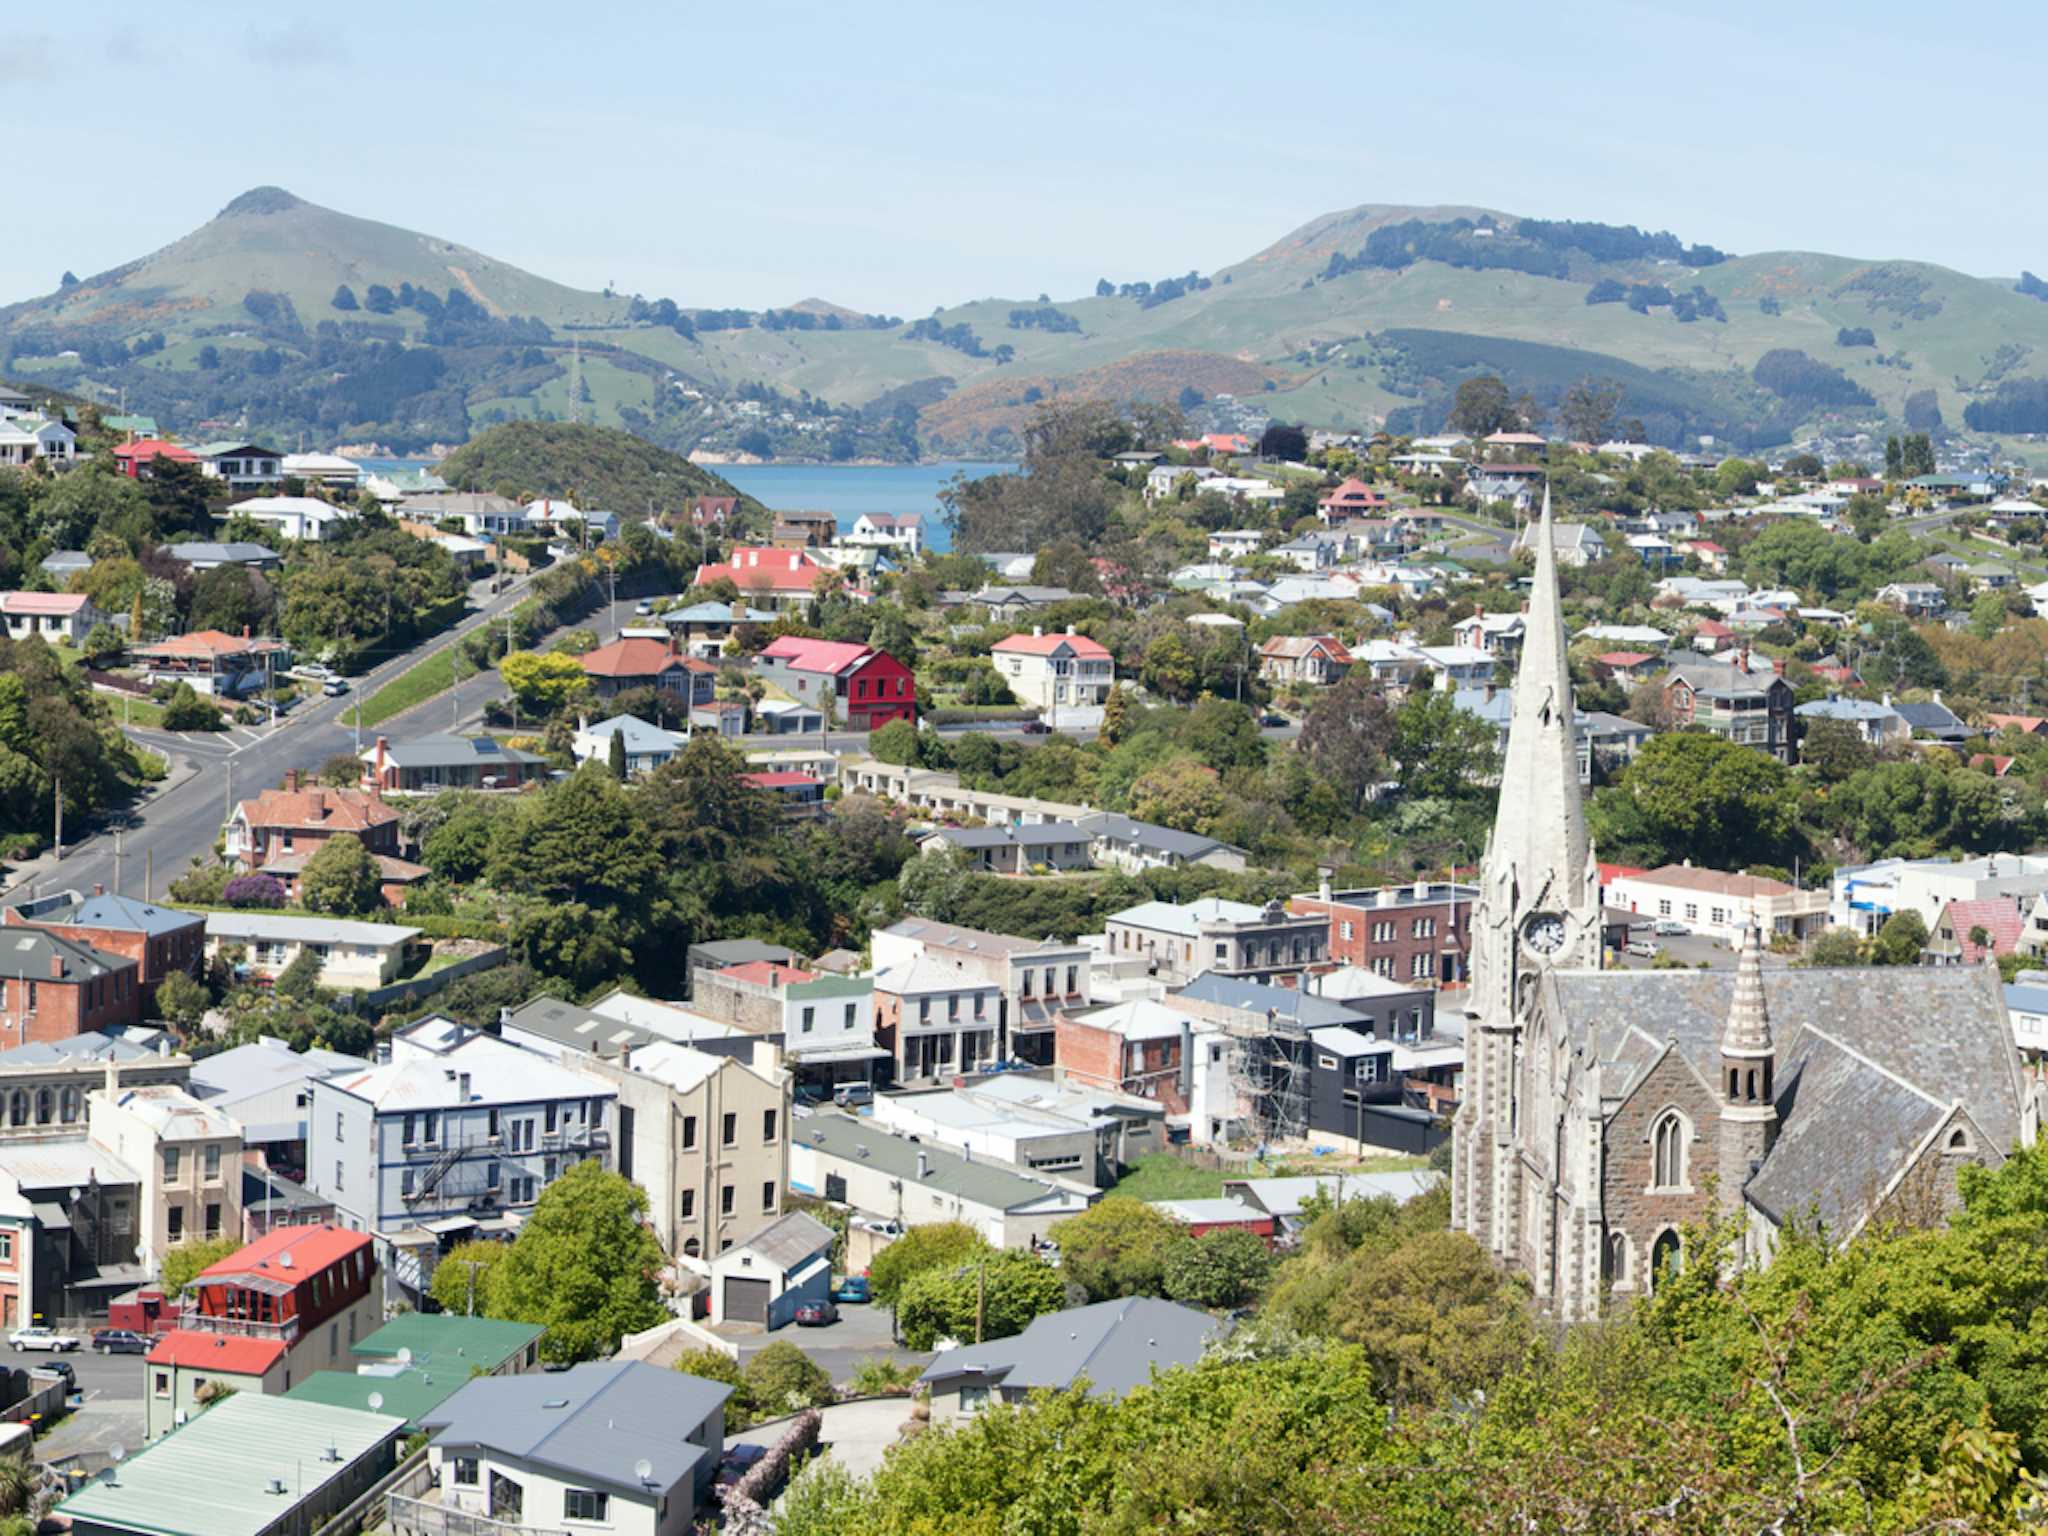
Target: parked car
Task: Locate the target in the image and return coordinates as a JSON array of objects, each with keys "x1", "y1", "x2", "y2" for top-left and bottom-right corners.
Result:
[
  {"x1": 1624, "y1": 939, "x2": 1658, "y2": 959},
  {"x1": 9, "y1": 1326, "x2": 79, "y2": 1352},
  {"x1": 635, "y1": 601, "x2": 655, "y2": 616},
  {"x1": 832, "y1": 1083, "x2": 874, "y2": 1109},
  {"x1": 295, "y1": 664, "x2": 335, "y2": 682},
  {"x1": 793, "y1": 1299, "x2": 839, "y2": 1327},
  {"x1": 1020, "y1": 720, "x2": 1051, "y2": 735},
  {"x1": 322, "y1": 678, "x2": 351, "y2": 696},
  {"x1": 1260, "y1": 712, "x2": 1289, "y2": 727},
  {"x1": 1653, "y1": 919, "x2": 1690, "y2": 936},
  {"x1": 37, "y1": 1360, "x2": 74, "y2": 1389},
  {"x1": 831, "y1": 1275, "x2": 870, "y2": 1305},
  {"x1": 91, "y1": 1329, "x2": 148, "y2": 1355}
]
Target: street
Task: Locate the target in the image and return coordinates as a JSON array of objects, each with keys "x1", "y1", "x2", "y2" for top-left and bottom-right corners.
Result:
[{"x1": 9, "y1": 576, "x2": 536, "y2": 906}]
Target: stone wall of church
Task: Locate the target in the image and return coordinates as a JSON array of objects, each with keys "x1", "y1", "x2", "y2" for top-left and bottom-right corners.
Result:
[{"x1": 1600, "y1": 1052, "x2": 1721, "y2": 1292}]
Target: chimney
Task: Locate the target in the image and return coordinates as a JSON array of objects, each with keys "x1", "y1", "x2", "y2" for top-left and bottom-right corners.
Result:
[
  {"x1": 1065, "y1": 624, "x2": 1076, "y2": 635},
  {"x1": 731, "y1": 601, "x2": 744, "y2": 622},
  {"x1": 309, "y1": 789, "x2": 326, "y2": 817},
  {"x1": 243, "y1": 625, "x2": 251, "y2": 640},
  {"x1": 1177, "y1": 1021, "x2": 1193, "y2": 1104},
  {"x1": 750, "y1": 1039, "x2": 781, "y2": 1077},
  {"x1": 1771, "y1": 657, "x2": 1785, "y2": 678},
  {"x1": 1032, "y1": 626, "x2": 1043, "y2": 639},
  {"x1": 1317, "y1": 864, "x2": 1333, "y2": 902},
  {"x1": 48, "y1": 954, "x2": 64, "y2": 979},
  {"x1": 92, "y1": 883, "x2": 104, "y2": 898},
  {"x1": 373, "y1": 736, "x2": 390, "y2": 787},
  {"x1": 916, "y1": 1150, "x2": 931, "y2": 1180},
  {"x1": 104, "y1": 1058, "x2": 118, "y2": 1100},
  {"x1": 285, "y1": 769, "x2": 300, "y2": 793}
]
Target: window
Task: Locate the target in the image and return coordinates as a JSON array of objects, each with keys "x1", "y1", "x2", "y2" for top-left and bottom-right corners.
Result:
[
  {"x1": 681, "y1": 1115, "x2": 697, "y2": 1150},
  {"x1": 721, "y1": 1112, "x2": 737, "y2": 1147},
  {"x1": 1651, "y1": 1112, "x2": 1689, "y2": 1190},
  {"x1": 1340, "y1": 920, "x2": 1354, "y2": 941},
  {"x1": 959, "y1": 1384, "x2": 991, "y2": 1412},
  {"x1": 335, "y1": 1161, "x2": 344, "y2": 1190},
  {"x1": 162, "y1": 1147, "x2": 181, "y2": 1182},
  {"x1": 565, "y1": 1490, "x2": 609, "y2": 1522},
  {"x1": 485, "y1": 1161, "x2": 501, "y2": 1192},
  {"x1": 153, "y1": 1371, "x2": 169, "y2": 1398},
  {"x1": 335, "y1": 1111, "x2": 343, "y2": 1140},
  {"x1": 1656, "y1": 900, "x2": 1671, "y2": 916},
  {"x1": 1709, "y1": 907, "x2": 1727, "y2": 926},
  {"x1": 1065, "y1": 965, "x2": 1078, "y2": 995},
  {"x1": 801, "y1": 1006, "x2": 815, "y2": 1033},
  {"x1": 763, "y1": 1109, "x2": 778, "y2": 1142},
  {"x1": 452, "y1": 1456, "x2": 479, "y2": 1486},
  {"x1": 947, "y1": 995, "x2": 959, "y2": 1020},
  {"x1": 1411, "y1": 953, "x2": 1433, "y2": 979},
  {"x1": 1411, "y1": 917, "x2": 1436, "y2": 939},
  {"x1": 720, "y1": 1184, "x2": 735, "y2": 1215},
  {"x1": 204, "y1": 1202, "x2": 221, "y2": 1239},
  {"x1": 919, "y1": 998, "x2": 931, "y2": 1023},
  {"x1": 1371, "y1": 956, "x2": 1395, "y2": 978},
  {"x1": 762, "y1": 1180, "x2": 776, "y2": 1211},
  {"x1": 401, "y1": 1168, "x2": 416, "y2": 1198},
  {"x1": 1020, "y1": 969, "x2": 1035, "y2": 998},
  {"x1": 167, "y1": 1207, "x2": 183, "y2": 1241},
  {"x1": 544, "y1": 1103, "x2": 558, "y2": 1134},
  {"x1": 843, "y1": 1003, "x2": 857, "y2": 1028},
  {"x1": 203, "y1": 1145, "x2": 221, "y2": 1182},
  {"x1": 0, "y1": 1232, "x2": 12, "y2": 1262},
  {"x1": 402, "y1": 1113, "x2": 416, "y2": 1146},
  {"x1": 681, "y1": 1189, "x2": 696, "y2": 1219},
  {"x1": 1684, "y1": 903, "x2": 1698, "y2": 921}
]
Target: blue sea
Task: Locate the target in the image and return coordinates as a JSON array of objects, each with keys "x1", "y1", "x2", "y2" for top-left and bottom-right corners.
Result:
[
  {"x1": 718, "y1": 461, "x2": 1015, "y2": 553},
  {"x1": 351, "y1": 456, "x2": 1012, "y2": 554}
]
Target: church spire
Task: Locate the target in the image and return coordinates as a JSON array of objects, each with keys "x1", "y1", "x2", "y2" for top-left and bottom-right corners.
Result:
[
  {"x1": 1487, "y1": 484, "x2": 1595, "y2": 928},
  {"x1": 1722, "y1": 919, "x2": 1774, "y2": 1062}
]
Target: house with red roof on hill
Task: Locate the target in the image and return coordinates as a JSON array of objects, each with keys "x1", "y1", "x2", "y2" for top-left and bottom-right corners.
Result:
[
  {"x1": 991, "y1": 627, "x2": 1114, "y2": 712},
  {"x1": 1317, "y1": 478, "x2": 1385, "y2": 522},
  {"x1": 1172, "y1": 433, "x2": 1252, "y2": 457},
  {"x1": 1257, "y1": 635, "x2": 1352, "y2": 687},
  {"x1": 144, "y1": 1224, "x2": 379, "y2": 1439},
  {"x1": 1926, "y1": 896, "x2": 2028, "y2": 966},
  {"x1": 692, "y1": 546, "x2": 853, "y2": 613},
  {"x1": 741, "y1": 770, "x2": 826, "y2": 819},
  {"x1": 223, "y1": 769, "x2": 424, "y2": 908},
  {"x1": 1592, "y1": 650, "x2": 1661, "y2": 683},
  {"x1": 0, "y1": 591, "x2": 104, "y2": 644},
  {"x1": 577, "y1": 636, "x2": 716, "y2": 705},
  {"x1": 111, "y1": 439, "x2": 198, "y2": 479},
  {"x1": 754, "y1": 635, "x2": 914, "y2": 729}
]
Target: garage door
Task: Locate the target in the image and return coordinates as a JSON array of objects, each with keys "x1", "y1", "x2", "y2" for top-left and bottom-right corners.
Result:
[{"x1": 723, "y1": 1276, "x2": 771, "y2": 1325}]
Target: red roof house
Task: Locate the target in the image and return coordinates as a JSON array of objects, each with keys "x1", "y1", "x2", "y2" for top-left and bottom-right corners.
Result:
[
  {"x1": 1317, "y1": 478, "x2": 1385, "y2": 520},
  {"x1": 111, "y1": 439, "x2": 198, "y2": 479},
  {"x1": 755, "y1": 634, "x2": 914, "y2": 729},
  {"x1": 692, "y1": 547, "x2": 845, "y2": 609},
  {"x1": 577, "y1": 636, "x2": 716, "y2": 702},
  {"x1": 1930, "y1": 897, "x2": 2027, "y2": 964}
]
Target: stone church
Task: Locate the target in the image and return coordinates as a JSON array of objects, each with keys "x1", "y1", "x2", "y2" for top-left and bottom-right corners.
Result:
[{"x1": 1451, "y1": 492, "x2": 2035, "y2": 1318}]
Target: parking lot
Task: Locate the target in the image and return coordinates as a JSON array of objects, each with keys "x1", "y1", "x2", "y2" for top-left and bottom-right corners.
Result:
[
  {"x1": 1609, "y1": 929, "x2": 1791, "y2": 972},
  {"x1": 712, "y1": 1295, "x2": 930, "y2": 1384},
  {"x1": 0, "y1": 1339, "x2": 148, "y2": 1470}
]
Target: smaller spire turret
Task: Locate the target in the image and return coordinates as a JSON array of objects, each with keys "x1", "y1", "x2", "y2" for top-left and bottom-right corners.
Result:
[{"x1": 1722, "y1": 919, "x2": 1773, "y2": 1063}]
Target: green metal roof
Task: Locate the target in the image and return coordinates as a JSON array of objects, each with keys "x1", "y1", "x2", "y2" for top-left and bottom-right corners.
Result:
[
  {"x1": 103, "y1": 415, "x2": 158, "y2": 434},
  {"x1": 352, "y1": 1312, "x2": 544, "y2": 1373},
  {"x1": 58, "y1": 1392, "x2": 403, "y2": 1536},
  {"x1": 285, "y1": 1366, "x2": 459, "y2": 1427}
]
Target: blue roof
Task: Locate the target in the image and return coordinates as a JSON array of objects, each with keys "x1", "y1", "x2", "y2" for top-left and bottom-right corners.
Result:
[
  {"x1": 66, "y1": 892, "x2": 205, "y2": 937},
  {"x1": 1795, "y1": 698, "x2": 1900, "y2": 722},
  {"x1": 2006, "y1": 981, "x2": 2048, "y2": 1014},
  {"x1": 1172, "y1": 972, "x2": 1367, "y2": 1028}
]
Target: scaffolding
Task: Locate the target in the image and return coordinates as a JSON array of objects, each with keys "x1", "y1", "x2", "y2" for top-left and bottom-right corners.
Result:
[{"x1": 1221, "y1": 1007, "x2": 1311, "y2": 1147}]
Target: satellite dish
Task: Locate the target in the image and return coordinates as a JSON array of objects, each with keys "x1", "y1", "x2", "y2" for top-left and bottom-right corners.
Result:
[
  {"x1": 109, "y1": 1444, "x2": 126, "y2": 1463},
  {"x1": 396, "y1": 1347, "x2": 413, "y2": 1365},
  {"x1": 366, "y1": 1392, "x2": 385, "y2": 1412},
  {"x1": 634, "y1": 1458, "x2": 654, "y2": 1484}
]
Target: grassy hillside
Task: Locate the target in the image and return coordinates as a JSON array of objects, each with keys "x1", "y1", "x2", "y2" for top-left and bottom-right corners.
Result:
[
  {"x1": 12, "y1": 189, "x2": 2048, "y2": 459},
  {"x1": 435, "y1": 421, "x2": 763, "y2": 519}
]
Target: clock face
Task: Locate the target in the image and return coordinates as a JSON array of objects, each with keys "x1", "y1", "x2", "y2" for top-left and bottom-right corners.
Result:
[{"x1": 1522, "y1": 912, "x2": 1567, "y2": 956}]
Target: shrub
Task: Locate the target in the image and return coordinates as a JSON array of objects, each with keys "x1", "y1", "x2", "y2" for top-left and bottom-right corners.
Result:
[
  {"x1": 167, "y1": 861, "x2": 229, "y2": 904},
  {"x1": 848, "y1": 1357, "x2": 923, "y2": 1396},
  {"x1": 222, "y1": 873, "x2": 287, "y2": 909},
  {"x1": 742, "y1": 1341, "x2": 834, "y2": 1418},
  {"x1": 160, "y1": 683, "x2": 225, "y2": 731}
]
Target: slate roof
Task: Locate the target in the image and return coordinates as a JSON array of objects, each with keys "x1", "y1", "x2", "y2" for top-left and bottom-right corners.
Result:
[
  {"x1": 1545, "y1": 964, "x2": 2022, "y2": 1235},
  {"x1": 1173, "y1": 972, "x2": 1373, "y2": 1028},
  {"x1": 22, "y1": 889, "x2": 201, "y2": 937},
  {"x1": 918, "y1": 1297, "x2": 1219, "y2": 1398},
  {"x1": 1072, "y1": 811, "x2": 1230, "y2": 861},
  {"x1": 722, "y1": 1210, "x2": 834, "y2": 1272},
  {"x1": 1894, "y1": 699, "x2": 1971, "y2": 739},
  {"x1": 795, "y1": 1109, "x2": 1083, "y2": 1211},
  {"x1": 367, "y1": 734, "x2": 544, "y2": 770},
  {"x1": 420, "y1": 1360, "x2": 729, "y2": 1497},
  {"x1": 927, "y1": 822, "x2": 1086, "y2": 851},
  {"x1": 501, "y1": 994, "x2": 661, "y2": 1059}
]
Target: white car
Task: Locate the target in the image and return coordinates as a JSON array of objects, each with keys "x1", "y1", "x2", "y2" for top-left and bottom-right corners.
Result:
[
  {"x1": 9, "y1": 1325, "x2": 80, "y2": 1352},
  {"x1": 295, "y1": 664, "x2": 335, "y2": 682}
]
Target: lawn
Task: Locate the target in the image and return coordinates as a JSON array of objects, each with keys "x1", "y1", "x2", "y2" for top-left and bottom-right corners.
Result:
[
  {"x1": 1106, "y1": 1154, "x2": 1225, "y2": 1201},
  {"x1": 356, "y1": 647, "x2": 465, "y2": 729}
]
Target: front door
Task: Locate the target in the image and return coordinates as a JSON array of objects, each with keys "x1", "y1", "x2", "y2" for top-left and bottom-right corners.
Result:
[{"x1": 489, "y1": 1471, "x2": 524, "y2": 1522}]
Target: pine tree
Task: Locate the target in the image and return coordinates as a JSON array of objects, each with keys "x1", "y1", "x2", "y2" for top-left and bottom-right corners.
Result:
[
  {"x1": 607, "y1": 728, "x2": 628, "y2": 781},
  {"x1": 1100, "y1": 684, "x2": 1132, "y2": 745},
  {"x1": 129, "y1": 591, "x2": 145, "y2": 641}
]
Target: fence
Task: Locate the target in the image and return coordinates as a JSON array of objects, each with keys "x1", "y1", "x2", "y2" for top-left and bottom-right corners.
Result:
[
  {"x1": 359, "y1": 943, "x2": 509, "y2": 1012},
  {"x1": 1, "y1": 1374, "x2": 66, "y2": 1426},
  {"x1": 313, "y1": 1446, "x2": 431, "y2": 1536},
  {"x1": 385, "y1": 1491, "x2": 565, "y2": 1536}
]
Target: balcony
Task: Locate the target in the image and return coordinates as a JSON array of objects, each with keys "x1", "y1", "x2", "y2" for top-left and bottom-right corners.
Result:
[
  {"x1": 387, "y1": 1491, "x2": 564, "y2": 1536},
  {"x1": 177, "y1": 1310, "x2": 299, "y2": 1343}
]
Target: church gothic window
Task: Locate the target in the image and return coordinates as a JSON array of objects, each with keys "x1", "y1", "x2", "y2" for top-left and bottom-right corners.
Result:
[
  {"x1": 1650, "y1": 1228, "x2": 1682, "y2": 1288},
  {"x1": 1651, "y1": 1111, "x2": 1688, "y2": 1190}
]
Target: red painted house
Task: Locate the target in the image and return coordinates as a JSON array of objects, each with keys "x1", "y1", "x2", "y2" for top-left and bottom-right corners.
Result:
[
  {"x1": 144, "y1": 1224, "x2": 381, "y2": 1437},
  {"x1": 111, "y1": 440, "x2": 199, "y2": 479},
  {"x1": 754, "y1": 635, "x2": 914, "y2": 729}
]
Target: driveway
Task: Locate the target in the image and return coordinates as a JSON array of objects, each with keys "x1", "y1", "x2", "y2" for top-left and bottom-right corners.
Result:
[
  {"x1": 1609, "y1": 931, "x2": 1792, "y2": 971},
  {"x1": 713, "y1": 1300, "x2": 930, "y2": 1384},
  {"x1": 728, "y1": 1397, "x2": 915, "y2": 1481},
  {"x1": 0, "y1": 1341, "x2": 149, "y2": 1472}
]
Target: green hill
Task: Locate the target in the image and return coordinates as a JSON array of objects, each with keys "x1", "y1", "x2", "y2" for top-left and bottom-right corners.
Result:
[
  {"x1": 10, "y1": 189, "x2": 2048, "y2": 458},
  {"x1": 435, "y1": 422, "x2": 763, "y2": 519}
]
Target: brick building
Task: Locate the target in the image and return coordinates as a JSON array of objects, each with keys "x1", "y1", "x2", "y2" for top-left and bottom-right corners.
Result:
[
  {"x1": 4, "y1": 889, "x2": 204, "y2": 1008},
  {"x1": 0, "y1": 929, "x2": 140, "y2": 1046},
  {"x1": 222, "y1": 772, "x2": 425, "y2": 906},
  {"x1": 1289, "y1": 877, "x2": 1480, "y2": 987}
]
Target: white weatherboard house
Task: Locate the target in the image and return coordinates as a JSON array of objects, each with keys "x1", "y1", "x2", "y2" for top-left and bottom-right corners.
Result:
[
  {"x1": 990, "y1": 626, "x2": 1115, "y2": 712},
  {"x1": 202, "y1": 912, "x2": 422, "y2": 990}
]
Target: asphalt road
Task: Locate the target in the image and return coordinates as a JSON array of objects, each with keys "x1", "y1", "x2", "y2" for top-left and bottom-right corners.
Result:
[{"x1": 12, "y1": 575, "x2": 536, "y2": 906}]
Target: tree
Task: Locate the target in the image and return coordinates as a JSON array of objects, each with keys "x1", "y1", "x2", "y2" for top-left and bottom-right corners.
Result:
[
  {"x1": 1176, "y1": 698, "x2": 1265, "y2": 774},
  {"x1": 1589, "y1": 731, "x2": 1799, "y2": 870},
  {"x1": 1162, "y1": 1228, "x2": 1273, "y2": 1309},
  {"x1": 222, "y1": 873, "x2": 288, "y2": 908},
  {"x1": 1050, "y1": 1197, "x2": 1186, "y2": 1303},
  {"x1": 1099, "y1": 684, "x2": 1133, "y2": 746},
  {"x1": 159, "y1": 682, "x2": 224, "y2": 731},
  {"x1": 188, "y1": 566, "x2": 272, "y2": 637},
  {"x1": 298, "y1": 832, "x2": 384, "y2": 915},
  {"x1": 1258, "y1": 423, "x2": 1308, "y2": 461},
  {"x1": 498, "y1": 649, "x2": 590, "y2": 717},
  {"x1": 1804, "y1": 928, "x2": 1866, "y2": 966},
  {"x1": 1128, "y1": 757, "x2": 1225, "y2": 835},
  {"x1": 743, "y1": 1340, "x2": 835, "y2": 1418},
  {"x1": 868, "y1": 718, "x2": 924, "y2": 767},
  {"x1": 898, "y1": 843, "x2": 973, "y2": 922},
  {"x1": 1299, "y1": 675, "x2": 1395, "y2": 810},
  {"x1": 896, "y1": 1248, "x2": 1065, "y2": 1349},
  {"x1": 80, "y1": 623, "x2": 122, "y2": 666},
  {"x1": 428, "y1": 1239, "x2": 509, "y2": 1316},
  {"x1": 273, "y1": 947, "x2": 326, "y2": 999},
  {"x1": 1448, "y1": 375, "x2": 1516, "y2": 436},
  {"x1": 1870, "y1": 908, "x2": 1930, "y2": 965},
  {"x1": 1799, "y1": 716, "x2": 1875, "y2": 783},
  {"x1": 606, "y1": 727, "x2": 628, "y2": 780},
  {"x1": 1560, "y1": 378, "x2": 1622, "y2": 445},
  {"x1": 160, "y1": 1236, "x2": 241, "y2": 1297},
  {"x1": 1389, "y1": 687, "x2": 1498, "y2": 801},
  {"x1": 488, "y1": 1162, "x2": 667, "y2": 1361},
  {"x1": 153, "y1": 969, "x2": 209, "y2": 1032},
  {"x1": 331, "y1": 284, "x2": 359, "y2": 311},
  {"x1": 867, "y1": 1221, "x2": 989, "y2": 1311}
]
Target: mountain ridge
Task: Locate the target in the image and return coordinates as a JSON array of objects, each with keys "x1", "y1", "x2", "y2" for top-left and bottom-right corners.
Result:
[{"x1": 7, "y1": 187, "x2": 2048, "y2": 459}]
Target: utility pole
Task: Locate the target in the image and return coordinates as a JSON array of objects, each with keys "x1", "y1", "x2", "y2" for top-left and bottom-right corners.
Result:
[
  {"x1": 114, "y1": 830, "x2": 122, "y2": 896},
  {"x1": 51, "y1": 776, "x2": 61, "y2": 860}
]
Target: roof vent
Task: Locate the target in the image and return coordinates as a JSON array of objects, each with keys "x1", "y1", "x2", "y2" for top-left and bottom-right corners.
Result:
[
  {"x1": 856, "y1": 1145, "x2": 870, "y2": 1159},
  {"x1": 543, "y1": 1398, "x2": 570, "y2": 1410},
  {"x1": 267, "y1": 1479, "x2": 289, "y2": 1496}
]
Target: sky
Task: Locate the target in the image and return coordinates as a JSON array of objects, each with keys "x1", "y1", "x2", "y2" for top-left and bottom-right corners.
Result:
[{"x1": 5, "y1": 1, "x2": 2043, "y2": 316}]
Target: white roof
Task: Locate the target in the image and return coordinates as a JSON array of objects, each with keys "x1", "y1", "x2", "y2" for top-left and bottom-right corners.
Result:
[
  {"x1": 323, "y1": 1031, "x2": 608, "y2": 1113},
  {"x1": 280, "y1": 453, "x2": 361, "y2": 473},
  {"x1": 624, "y1": 1040, "x2": 734, "y2": 1093},
  {"x1": 1227, "y1": 1170, "x2": 1445, "y2": 1218},
  {"x1": 234, "y1": 494, "x2": 346, "y2": 519},
  {"x1": 103, "y1": 1084, "x2": 239, "y2": 1141},
  {"x1": 586, "y1": 989, "x2": 749, "y2": 1043},
  {"x1": 1061, "y1": 997, "x2": 1201, "y2": 1043},
  {"x1": 204, "y1": 912, "x2": 420, "y2": 947},
  {"x1": 1151, "y1": 1197, "x2": 1266, "y2": 1224},
  {"x1": 1311, "y1": 965, "x2": 1428, "y2": 1001},
  {"x1": 1107, "y1": 897, "x2": 1270, "y2": 937}
]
